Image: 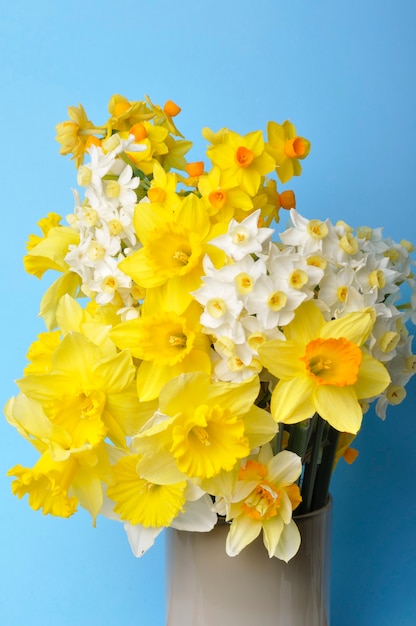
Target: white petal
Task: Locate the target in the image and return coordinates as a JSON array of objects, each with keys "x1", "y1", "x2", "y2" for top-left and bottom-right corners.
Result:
[
  {"x1": 267, "y1": 450, "x2": 302, "y2": 486},
  {"x1": 171, "y1": 495, "x2": 217, "y2": 532},
  {"x1": 272, "y1": 520, "x2": 301, "y2": 562},
  {"x1": 226, "y1": 515, "x2": 262, "y2": 556},
  {"x1": 124, "y1": 522, "x2": 163, "y2": 558}
]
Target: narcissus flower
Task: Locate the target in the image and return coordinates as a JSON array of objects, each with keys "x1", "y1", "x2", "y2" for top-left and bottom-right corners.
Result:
[
  {"x1": 55, "y1": 104, "x2": 104, "y2": 168},
  {"x1": 258, "y1": 300, "x2": 391, "y2": 433},
  {"x1": 110, "y1": 302, "x2": 212, "y2": 401},
  {"x1": 118, "y1": 194, "x2": 224, "y2": 314},
  {"x1": 133, "y1": 372, "x2": 277, "y2": 483},
  {"x1": 216, "y1": 445, "x2": 302, "y2": 561},
  {"x1": 16, "y1": 332, "x2": 147, "y2": 448},
  {"x1": 266, "y1": 121, "x2": 310, "y2": 184},
  {"x1": 207, "y1": 129, "x2": 276, "y2": 196}
]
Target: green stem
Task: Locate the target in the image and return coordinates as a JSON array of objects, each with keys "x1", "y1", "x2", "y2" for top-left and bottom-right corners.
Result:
[
  {"x1": 311, "y1": 426, "x2": 340, "y2": 511},
  {"x1": 271, "y1": 426, "x2": 284, "y2": 455},
  {"x1": 287, "y1": 419, "x2": 313, "y2": 461},
  {"x1": 299, "y1": 414, "x2": 325, "y2": 514}
]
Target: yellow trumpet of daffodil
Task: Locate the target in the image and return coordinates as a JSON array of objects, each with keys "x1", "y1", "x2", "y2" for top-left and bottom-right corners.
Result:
[
  {"x1": 133, "y1": 372, "x2": 277, "y2": 484},
  {"x1": 118, "y1": 193, "x2": 225, "y2": 315},
  {"x1": 5, "y1": 393, "x2": 116, "y2": 522},
  {"x1": 107, "y1": 452, "x2": 188, "y2": 528},
  {"x1": 16, "y1": 332, "x2": 153, "y2": 448},
  {"x1": 258, "y1": 301, "x2": 391, "y2": 434},
  {"x1": 110, "y1": 301, "x2": 211, "y2": 401}
]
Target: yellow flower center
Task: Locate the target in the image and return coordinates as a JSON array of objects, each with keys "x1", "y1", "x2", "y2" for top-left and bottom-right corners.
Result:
[
  {"x1": 235, "y1": 272, "x2": 254, "y2": 294},
  {"x1": 105, "y1": 180, "x2": 121, "y2": 199},
  {"x1": 113, "y1": 101, "x2": 131, "y2": 117},
  {"x1": 171, "y1": 404, "x2": 249, "y2": 479},
  {"x1": 247, "y1": 332, "x2": 267, "y2": 350},
  {"x1": 289, "y1": 269, "x2": 308, "y2": 289},
  {"x1": 267, "y1": 290, "x2": 287, "y2": 311},
  {"x1": 386, "y1": 384, "x2": 406, "y2": 405},
  {"x1": 145, "y1": 223, "x2": 201, "y2": 279},
  {"x1": 243, "y1": 481, "x2": 280, "y2": 520},
  {"x1": 340, "y1": 233, "x2": 358, "y2": 255},
  {"x1": 337, "y1": 285, "x2": 349, "y2": 302},
  {"x1": 302, "y1": 337, "x2": 362, "y2": 386},
  {"x1": 108, "y1": 219, "x2": 123, "y2": 236},
  {"x1": 87, "y1": 242, "x2": 106, "y2": 261},
  {"x1": 406, "y1": 355, "x2": 416, "y2": 373},
  {"x1": 101, "y1": 276, "x2": 118, "y2": 293},
  {"x1": 231, "y1": 226, "x2": 249, "y2": 245},
  {"x1": 148, "y1": 187, "x2": 166, "y2": 203},
  {"x1": 209, "y1": 189, "x2": 227, "y2": 209},
  {"x1": 83, "y1": 208, "x2": 99, "y2": 227},
  {"x1": 356, "y1": 226, "x2": 373, "y2": 240},
  {"x1": 235, "y1": 146, "x2": 255, "y2": 168},
  {"x1": 207, "y1": 298, "x2": 227, "y2": 319},
  {"x1": 284, "y1": 136, "x2": 306, "y2": 159},
  {"x1": 379, "y1": 331, "x2": 400, "y2": 353},
  {"x1": 132, "y1": 312, "x2": 194, "y2": 365},
  {"x1": 384, "y1": 248, "x2": 400, "y2": 262},
  {"x1": 369, "y1": 269, "x2": 386, "y2": 289},
  {"x1": 307, "y1": 255, "x2": 327, "y2": 270},
  {"x1": 237, "y1": 460, "x2": 302, "y2": 520},
  {"x1": 307, "y1": 220, "x2": 328, "y2": 240},
  {"x1": 130, "y1": 123, "x2": 147, "y2": 141}
]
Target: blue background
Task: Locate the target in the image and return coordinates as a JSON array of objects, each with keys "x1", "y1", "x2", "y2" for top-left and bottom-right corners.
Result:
[{"x1": 1, "y1": 1, "x2": 415, "y2": 624}]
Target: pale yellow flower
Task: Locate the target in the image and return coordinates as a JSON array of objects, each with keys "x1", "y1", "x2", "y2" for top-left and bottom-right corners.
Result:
[{"x1": 259, "y1": 301, "x2": 391, "y2": 433}]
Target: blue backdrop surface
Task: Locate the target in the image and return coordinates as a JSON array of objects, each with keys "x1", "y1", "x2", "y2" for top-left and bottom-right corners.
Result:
[{"x1": 1, "y1": 1, "x2": 415, "y2": 625}]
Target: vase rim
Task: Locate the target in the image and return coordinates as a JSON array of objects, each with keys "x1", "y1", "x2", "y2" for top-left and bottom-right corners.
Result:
[{"x1": 294, "y1": 494, "x2": 332, "y2": 522}]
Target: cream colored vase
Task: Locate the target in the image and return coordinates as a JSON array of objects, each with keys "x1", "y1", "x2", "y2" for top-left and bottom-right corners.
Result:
[{"x1": 165, "y1": 498, "x2": 332, "y2": 626}]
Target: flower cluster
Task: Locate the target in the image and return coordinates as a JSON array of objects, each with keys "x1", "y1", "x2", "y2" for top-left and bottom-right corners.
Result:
[{"x1": 6, "y1": 95, "x2": 416, "y2": 563}]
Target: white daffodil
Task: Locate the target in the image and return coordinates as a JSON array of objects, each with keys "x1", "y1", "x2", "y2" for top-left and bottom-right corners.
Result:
[
  {"x1": 209, "y1": 209, "x2": 273, "y2": 261},
  {"x1": 280, "y1": 209, "x2": 330, "y2": 256},
  {"x1": 245, "y1": 274, "x2": 306, "y2": 329}
]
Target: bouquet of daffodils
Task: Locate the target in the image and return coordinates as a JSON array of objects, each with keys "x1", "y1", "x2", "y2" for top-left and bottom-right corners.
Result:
[{"x1": 6, "y1": 95, "x2": 416, "y2": 562}]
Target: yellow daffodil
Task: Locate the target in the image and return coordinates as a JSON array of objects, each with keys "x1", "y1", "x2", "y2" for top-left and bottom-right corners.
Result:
[
  {"x1": 16, "y1": 332, "x2": 151, "y2": 448},
  {"x1": 8, "y1": 452, "x2": 79, "y2": 518},
  {"x1": 266, "y1": 120, "x2": 310, "y2": 184},
  {"x1": 107, "y1": 94, "x2": 154, "y2": 132},
  {"x1": 119, "y1": 193, "x2": 224, "y2": 314},
  {"x1": 159, "y1": 134, "x2": 193, "y2": 172},
  {"x1": 107, "y1": 452, "x2": 188, "y2": 527},
  {"x1": 8, "y1": 442, "x2": 116, "y2": 522},
  {"x1": 144, "y1": 95, "x2": 184, "y2": 137},
  {"x1": 207, "y1": 129, "x2": 276, "y2": 196},
  {"x1": 123, "y1": 122, "x2": 169, "y2": 175},
  {"x1": 55, "y1": 104, "x2": 104, "y2": 168},
  {"x1": 145, "y1": 161, "x2": 181, "y2": 211},
  {"x1": 5, "y1": 393, "x2": 116, "y2": 521},
  {"x1": 217, "y1": 445, "x2": 302, "y2": 561},
  {"x1": 258, "y1": 301, "x2": 391, "y2": 433},
  {"x1": 133, "y1": 372, "x2": 277, "y2": 483},
  {"x1": 198, "y1": 166, "x2": 253, "y2": 223},
  {"x1": 24, "y1": 214, "x2": 80, "y2": 278},
  {"x1": 110, "y1": 302, "x2": 211, "y2": 401}
]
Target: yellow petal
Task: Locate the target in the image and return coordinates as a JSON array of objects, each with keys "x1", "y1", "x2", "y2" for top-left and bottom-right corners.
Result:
[
  {"x1": 320, "y1": 308, "x2": 375, "y2": 346},
  {"x1": 258, "y1": 339, "x2": 304, "y2": 379},
  {"x1": 270, "y1": 377, "x2": 316, "y2": 424},
  {"x1": 354, "y1": 353, "x2": 391, "y2": 399},
  {"x1": 284, "y1": 301, "x2": 325, "y2": 346},
  {"x1": 314, "y1": 385, "x2": 362, "y2": 433}
]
